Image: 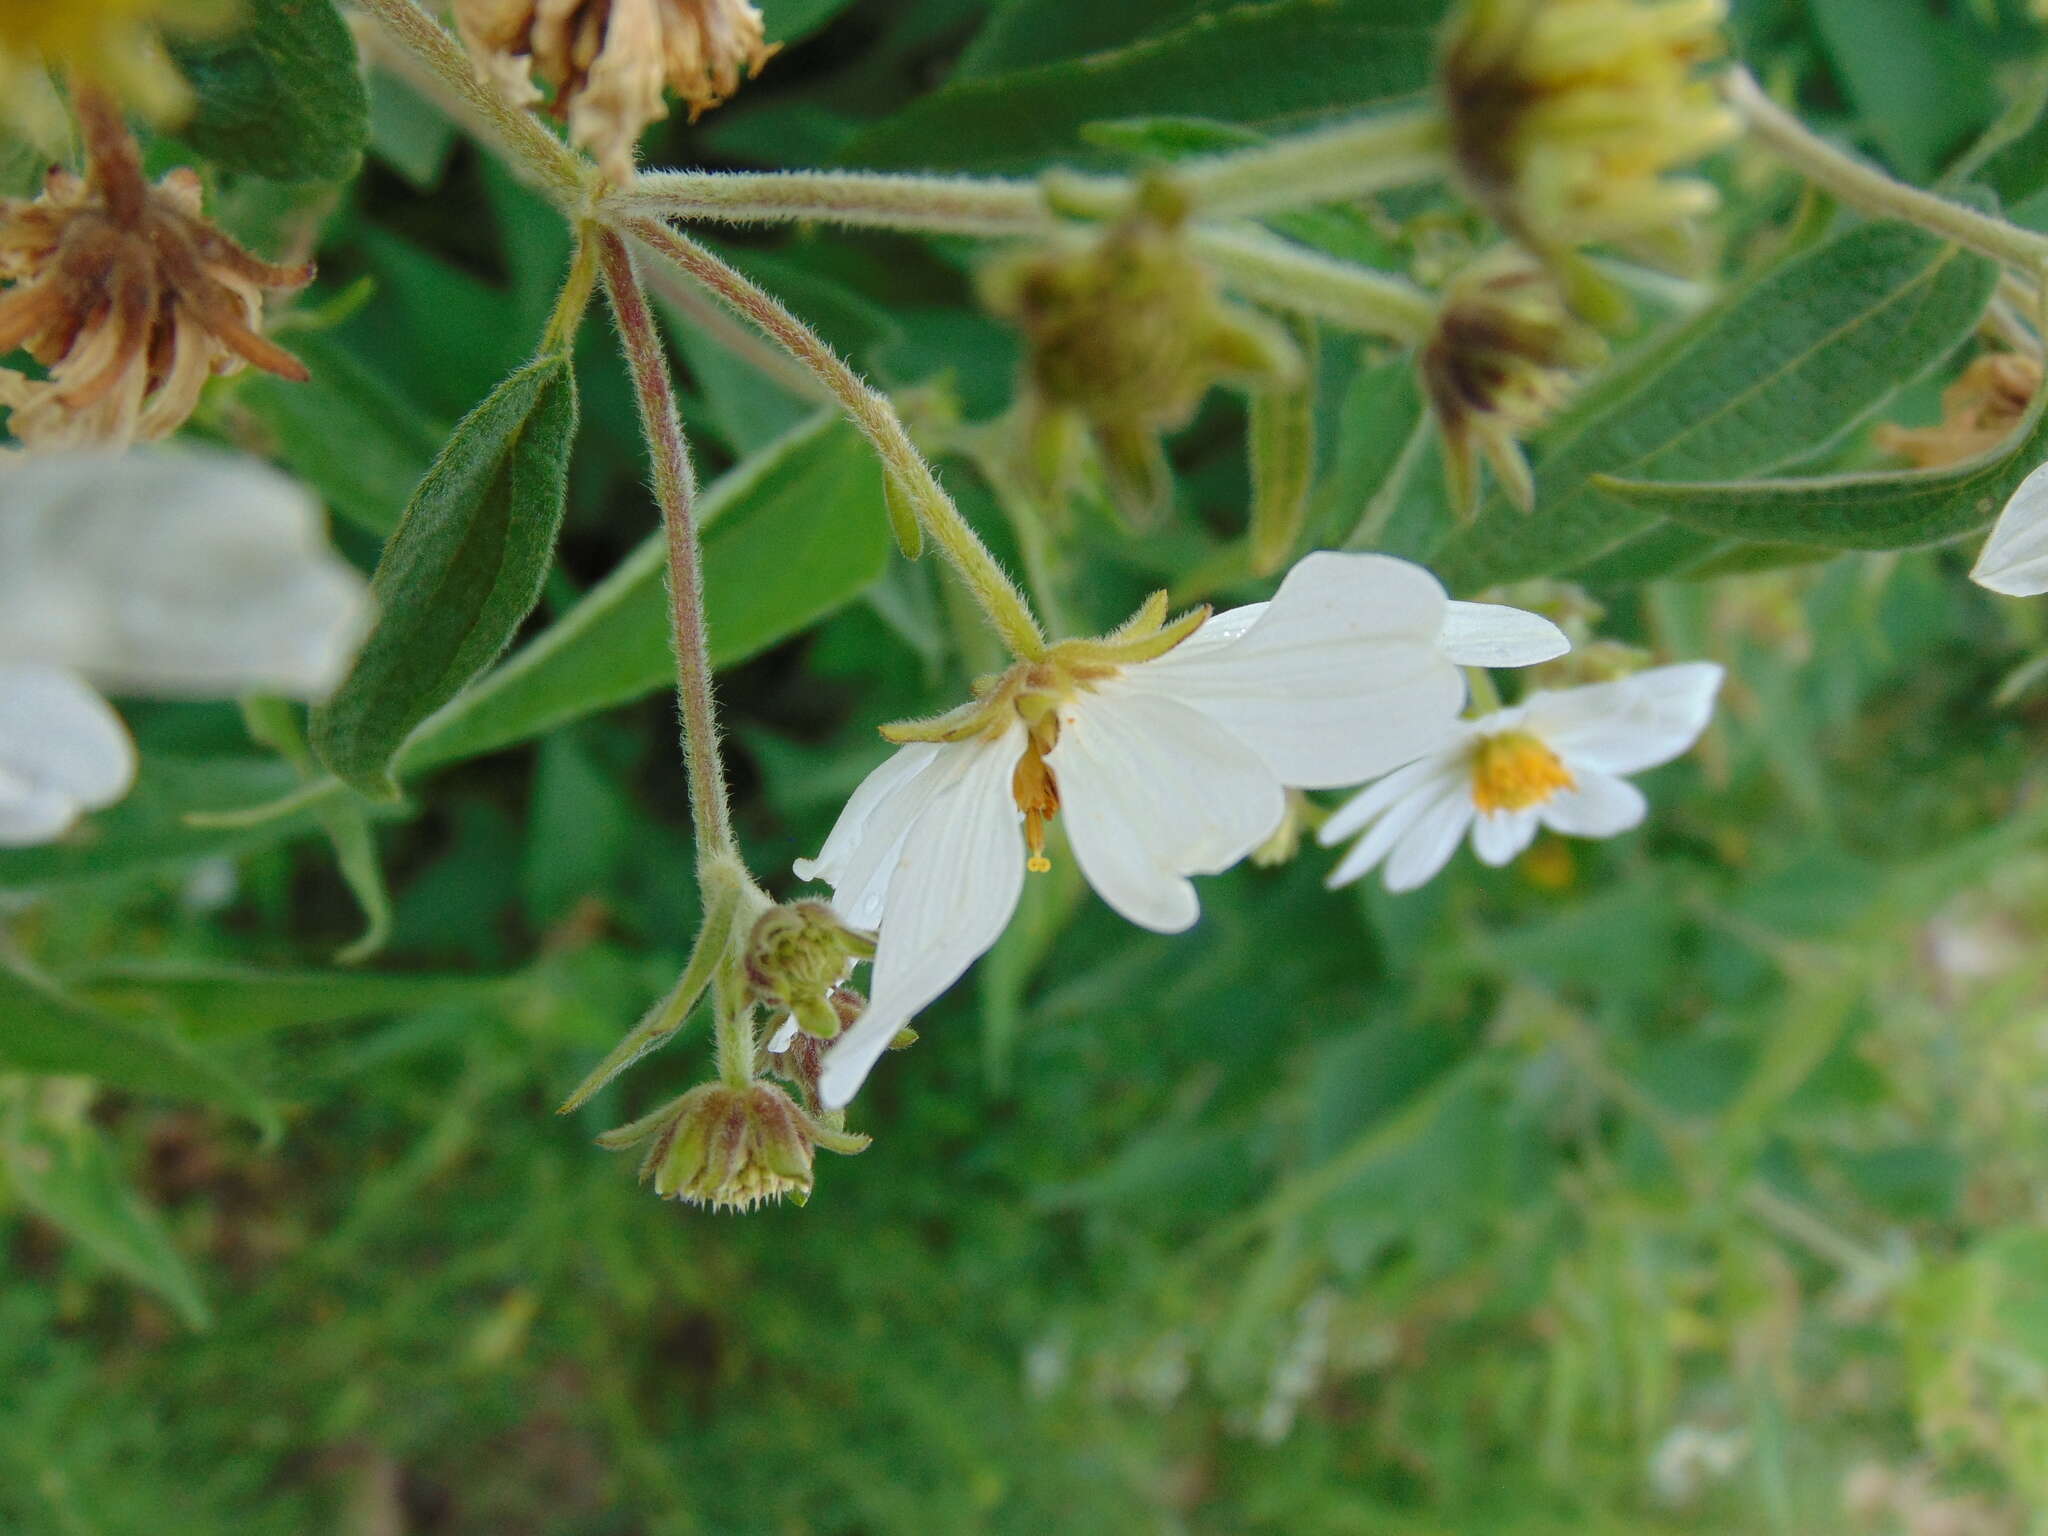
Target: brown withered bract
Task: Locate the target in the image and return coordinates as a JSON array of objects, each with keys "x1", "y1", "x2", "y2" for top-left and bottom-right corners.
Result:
[
  {"x1": 0, "y1": 90, "x2": 311, "y2": 449},
  {"x1": 1876, "y1": 352, "x2": 2041, "y2": 470},
  {"x1": 453, "y1": 0, "x2": 778, "y2": 181}
]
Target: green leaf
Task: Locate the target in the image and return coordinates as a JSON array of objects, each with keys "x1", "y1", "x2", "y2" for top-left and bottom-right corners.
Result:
[
  {"x1": 313, "y1": 356, "x2": 579, "y2": 799},
  {"x1": 169, "y1": 0, "x2": 369, "y2": 182},
  {"x1": 1590, "y1": 360, "x2": 2047, "y2": 550},
  {"x1": 1809, "y1": 0, "x2": 1995, "y2": 183},
  {"x1": 1433, "y1": 223, "x2": 1999, "y2": 589},
  {"x1": 0, "y1": 755, "x2": 317, "y2": 896},
  {"x1": 236, "y1": 331, "x2": 447, "y2": 538},
  {"x1": 72, "y1": 963, "x2": 516, "y2": 1041},
  {"x1": 0, "y1": 960, "x2": 263, "y2": 1118},
  {"x1": 842, "y1": 0, "x2": 1448, "y2": 173},
  {"x1": 4, "y1": 1120, "x2": 211, "y2": 1329},
  {"x1": 404, "y1": 413, "x2": 890, "y2": 773}
]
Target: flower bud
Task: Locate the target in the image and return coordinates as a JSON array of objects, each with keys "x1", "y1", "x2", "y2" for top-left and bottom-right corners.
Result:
[
  {"x1": 1440, "y1": 0, "x2": 1737, "y2": 306},
  {"x1": 453, "y1": 0, "x2": 778, "y2": 181},
  {"x1": 985, "y1": 191, "x2": 1301, "y2": 527},
  {"x1": 744, "y1": 901, "x2": 874, "y2": 1040},
  {"x1": 1420, "y1": 253, "x2": 1602, "y2": 515},
  {"x1": 0, "y1": 92, "x2": 311, "y2": 449},
  {"x1": 766, "y1": 988, "x2": 915, "y2": 1110},
  {"x1": 598, "y1": 1079, "x2": 868, "y2": 1211}
]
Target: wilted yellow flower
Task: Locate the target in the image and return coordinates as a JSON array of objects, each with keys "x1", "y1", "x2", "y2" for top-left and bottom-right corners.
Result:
[
  {"x1": 1419, "y1": 253, "x2": 1602, "y2": 515},
  {"x1": 0, "y1": 93, "x2": 311, "y2": 450},
  {"x1": 0, "y1": 0, "x2": 232, "y2": 126},
  {"x1": 1876, "y1": 352, "x2": 2040, "y2": 469},
  {"x1": 1440, "y1": 0, "x2": 1737, "y2": 284},
  {"x1": 597, "y1": 1079, "x2": 868, "y2": 1212},
  {"x1": 453, "y1": 0, "x2": 778, "y2": 181},
  {"x1": 984, "y1": 187, "x2": 1301, "y2": 526}
]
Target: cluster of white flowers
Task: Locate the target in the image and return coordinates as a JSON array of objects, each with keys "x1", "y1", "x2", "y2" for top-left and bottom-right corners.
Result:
[
  {"x1": 791, "y1": 550, "x2": 1726, "y2": 1108},
  {"x1": 0, "y1": 449, "x2": 369, "y2": 845}
]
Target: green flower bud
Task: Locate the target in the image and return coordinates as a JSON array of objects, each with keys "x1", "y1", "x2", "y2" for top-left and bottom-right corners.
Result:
[
  {"x1": 598, "y1": 1079, "x2": 868, "y2": 1213},
  {"x1": 744, "y1": 901, "x2": 875, "y2": 1040},
  {"x1": 985, "y1": 192, "x2": 1301, "y2": 528}
]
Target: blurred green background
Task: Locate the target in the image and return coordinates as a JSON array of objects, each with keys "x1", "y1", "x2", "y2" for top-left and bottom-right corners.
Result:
[{"x1": 8, "y1": 0, "x2": 2048, "y2": 1531}]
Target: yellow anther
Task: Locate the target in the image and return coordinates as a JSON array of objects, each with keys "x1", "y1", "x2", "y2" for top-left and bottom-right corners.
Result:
[{"x1": 1470, "y1": 731, "x2": 1575, "y2": 814}]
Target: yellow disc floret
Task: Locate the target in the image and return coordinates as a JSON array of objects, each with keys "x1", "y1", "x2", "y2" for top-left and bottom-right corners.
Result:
[{"x1": 1470, "y1": 730, "x2": 1575, "y2": 814}]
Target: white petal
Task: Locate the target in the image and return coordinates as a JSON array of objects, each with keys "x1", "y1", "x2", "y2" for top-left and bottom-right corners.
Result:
[
  {"x1": 0, "y1": 663, "x2": 136, "y2": 846},
  {"x1": 0, "y1": 448, "x2": 370, "y2": 698},
  {"x1": 1539, "y1": 771, "x2": 1647, "y2": 837},
  {"x1": 1317, "y1": 739, "x2": 1468, "y2": 845},
  {"x1": 792, "y1": 741, "x2": 946, "y2": 927},
  {"x1": 1382, "y1": 782, "x2": 1477, "y2": 892},
  {"x1": 819, "y1": 728, "x2": 1027, "y2": 1108},
  {"x1": 1974, "y1": 460, "x2": 2048, "y2": 596},
  {"x1": 1524, "y1": 664, "x2": 1723, "y2": 776},
  {"x1": 1323, "y1": 758, "x2": 1465, "y2": 888},
  {"x1": 1046, "y1": 683, "x2": 1284, "y2": 934},
  {"x1": 766, "y1": 1017, "x2": 798, "y2": 1054},
  {"x1": 1170, "y1": 600, "x2": 1267, "y2": 657},
  {"x1": 1127, "y1": 551, "x2": 1463, "y2": 789},
  {"x1": 1438, "y1": 601, "x2": 1570, "y2": 668},
  {"x1": 1471, "y1": 808, "x2": 1540, "y2": 866}
]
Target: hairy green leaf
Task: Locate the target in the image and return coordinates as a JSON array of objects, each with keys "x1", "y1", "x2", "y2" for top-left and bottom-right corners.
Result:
[
  {"x1": 843, "y1": 0, "x2": 1448, "y2": 173},
  {"x1": 404, "y1": 413, "x2": 889, "y2": 773},
  {"x1": 1433, "y1": 223, "x2": 1999, "y2": 589},
  {"x1": 170, "y1": 0, "x2": 369, "y2": 182},
  {"x1": 1591, "y1": 362, "x2": 2047, "y2": 550},
  {"x1": 313, "y1": 356, "x2": 579, "y2": 799}
]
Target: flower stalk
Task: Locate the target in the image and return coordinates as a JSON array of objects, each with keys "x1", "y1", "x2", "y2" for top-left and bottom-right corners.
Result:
[
  {"x1": 598, "y1": 230, "x2": 735, "y2": 862},
  {"x1": 623, "y1": 213, "x2": 1048, "y2": 659},
  {"x1": 1724, "y1": 66, "x2": 2048, "y2": 275}
]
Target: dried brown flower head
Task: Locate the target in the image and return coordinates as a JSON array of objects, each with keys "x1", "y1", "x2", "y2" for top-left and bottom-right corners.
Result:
[
  {"x1": 1876, "y1": 352, "x2": 2040, "y2": 470},
  {"x1": 0, "y1": 93, "x2": 310, "y2": 449},
  {"x1": 1420, "y1": 252, "x2": 1602, "y2": 515},
  {"x1": 454, "y1": 0, "x2": 778, "y2": 181}
]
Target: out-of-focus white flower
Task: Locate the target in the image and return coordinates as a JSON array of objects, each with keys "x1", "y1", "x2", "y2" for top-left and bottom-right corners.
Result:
[
  {"x1": 796, "y1": 551, "x2": 1569, "y2": 1106},
  {"x1": 1973, "y1": 460, "x2": 2048, "y2": 596},
  {"x1": 1319, "y1": 662, "x2": 1722, "y2": 891},
  {"x1": 1650, "y1": 1424, "x2": 1747, "y2": 1508},
  {"x1": 0, "y1": 449, "x2": 369, "y2": 697},
  {"x1": 0, "y1": 448, "x2": 371, "y2": 846},
  {"x1": 0, "y1": 661, "x2": 135, "y2": 846}
]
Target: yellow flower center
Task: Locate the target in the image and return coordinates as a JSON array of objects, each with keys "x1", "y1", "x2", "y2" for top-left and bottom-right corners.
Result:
[{"x1": 1470, "y1": 731, "x2": 1575, "y2": 814}]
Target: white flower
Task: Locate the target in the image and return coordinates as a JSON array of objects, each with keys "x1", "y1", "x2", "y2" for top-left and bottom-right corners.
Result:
[
  {"x1": 0, "y1": 448, "x2": 370, "y2": 846},
  {"x1": 795, "y1": 551, "x2": 1568, "y2": 1107},
  {"x1": 1973, "y1": 459, "x2": 2048, "y2": 596},
  {"x1": 1318, "y1": 662, "x2": 1722, "y2": 892}
]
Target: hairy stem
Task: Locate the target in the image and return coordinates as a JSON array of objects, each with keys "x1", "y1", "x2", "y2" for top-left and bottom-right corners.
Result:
[
  {"x1": 1193, "y1": 226, "x2": 1438, "y2": 343},
  {"x1": 613, "y1": 169, "x2": 1059, "y2": 236},
  {"x1": 351, "y1": 0, "x2": 588, "y2": 209},
  {"x1": 625, "y1": 214, "x2": 1047, "y2": 659},
  {"x1": 1726, "y1": 67, "x2": 2048, "y2": 274},
  {"x1": 599, "y1": 231, "x2": 734, "y2": 862},
  {"x1": 1173, "y1": 108, "x2": 1450, "y2": 221}
]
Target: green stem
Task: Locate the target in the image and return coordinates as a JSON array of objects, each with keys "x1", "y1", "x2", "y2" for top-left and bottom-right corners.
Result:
[
  {"x1": 597, "y1": 231, "x2": 735, "y2": 863},
  {"x1": 612, "y1": 170, "x2": 1058, "y2": 236},
  {"x1": 1173, "y1": 107, "x2": 1450, "y2": 221},
  {"x1": 624, "y1": 214, "x2": 1048, "y2": 660},
  {"x1": 1192, "y1": 226, "x2": 1438, "y2": 343},
  {"x1": 1725, "y1": 66, "x2": 2048, "y2": 274},
  {"x1": 540, "y1": 225, "x2": 602, "y2": 356}
]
